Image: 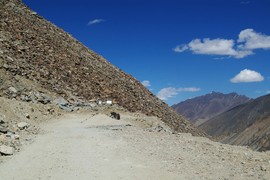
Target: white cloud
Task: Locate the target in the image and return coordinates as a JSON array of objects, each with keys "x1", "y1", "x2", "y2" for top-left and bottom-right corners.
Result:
[
  {"x1": 256, "y1": 90, "x2": 270, "y2": 94},
  {"x1": 173, "y1": 45, "x2": 188, "y2": 52},
  {"x1": 157, "y1": 87, "x2": 178, "y2": 100},
  {"x1": 174, "y1": 29, "x2": 270, "y2": 59},
  {"x1": 178, "y1": 87, "x2": 201, "y2": 92},
  {"x1": 188, "y1": 38, "x2": 236, "y2": 56},
  {"x1": 88, "y1": 19, "x2": 105, "y2": 25},
  {"x1": 175, "y1": 38, "x2": 253, "y2": 58},
  {"x1": 233, "y1": 50, "x2": 254, "y2": 58},
  {"x1": 230, "y1": 69, "x2": 264, "y2": 83},
  {"x1": 238, "y1": 29, "x2": 270, "y2": 50},
  {"x1": 157, "y1": 87, "x2": 201, "y2": 100},
  {"x1": 141, "y1": 80, "x2": 151, "y2": 87},
  {"x1": 240, "y1": 1, "x2": 251, "y2": 4}
]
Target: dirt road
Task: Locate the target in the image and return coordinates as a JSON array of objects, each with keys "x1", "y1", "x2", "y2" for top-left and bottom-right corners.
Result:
[{"x1": 0, "y1": 112, "x2": 270, "y2": 179}]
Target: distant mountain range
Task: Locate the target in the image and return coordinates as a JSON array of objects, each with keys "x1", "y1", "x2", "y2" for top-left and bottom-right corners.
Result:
[
  {"x1": 172, "y1": 92, "x2": 250, "y2": 126},
  {"x1": 199, "y1": 94, "x2": 270, "y2": 151}
]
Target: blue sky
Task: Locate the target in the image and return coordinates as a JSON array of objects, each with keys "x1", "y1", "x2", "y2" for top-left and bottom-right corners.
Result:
[{"x1": 23, "y1": 0, "x2": 270, "y2": 105}]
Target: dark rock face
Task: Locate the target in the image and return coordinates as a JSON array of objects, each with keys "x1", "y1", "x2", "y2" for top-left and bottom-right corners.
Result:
[
  {"x1": 199, "y1": 94, "x2": 270, "y2": 151},
  {"x1": 0, "y1": 0, "x2": 204, "y2": 136},
  {"x1": 172, "y1": 92, "x2": 250, "y2": 125}
]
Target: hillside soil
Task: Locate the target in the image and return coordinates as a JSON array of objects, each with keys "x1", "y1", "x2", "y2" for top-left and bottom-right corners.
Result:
[{"x1": 1, "y1": 111, "x2": 270, "y2": 180}]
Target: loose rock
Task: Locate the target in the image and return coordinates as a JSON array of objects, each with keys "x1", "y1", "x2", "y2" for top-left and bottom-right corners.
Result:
[
  {"x1": 35, "y1": 92, "x2": 52, "y2": 104},
  {"x1": 8, "y1": 87, "x2": 18, "y2": 94},
  {"x1": 17, "y1": 122, "x2": 28, "y2": 130},
  {"x1": 261, "y1": 165, "x2": 267, "y2": 171},
  {"x1": 0, "y1": 134, "x2": 6, "y2": 141},
  {"x1": 0, "y1": 115, "x2": 5, "y2": 124},
  {"x1": 110, "y1": 112, "x2": 120, "y2": 120},
  {"x1": 59, "y1": 105, "x2": 73, "y2": 112},
  {"x1": 14, "y1": 134, "x2": 20, "y2": 140},
  {"x1": 0, "y1": 145, "x2": 14, "y2": 155},
  {"x1": 0, "y1": 125, "x2": 8, "y2": 133},
  {"x1": 53, "y1": 97, "x2": 69, "y2": 107},
  {"x1": 25, "y1": 113, "x2": 30, "y2": 119}
]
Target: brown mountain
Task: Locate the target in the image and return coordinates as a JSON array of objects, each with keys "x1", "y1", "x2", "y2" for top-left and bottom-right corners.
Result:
[
  {"x1": 0, "y1": 0, "x2": 204, "y2": 135},
  {"x1": 172, "y1": 92, "x2": 250, "y2": 126},
  {"x1": 199, "y1": 94, "x2": 270, "y2": 151}
]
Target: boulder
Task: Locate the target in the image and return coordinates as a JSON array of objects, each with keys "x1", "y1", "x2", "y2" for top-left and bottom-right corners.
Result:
[
  {"x1": 59, "y1": 105, "x2": 73, "y2": 112},
  {"x1": 6, "y1": 131, "x2": 15, "y2": 138},
  {"x1": 53, "y1": 97, "x2": 69, "y2": 106},
  {"x1": 35, "y1": 92, "x2": 52, "y2": 104},
  {"x1": 17, "y1": 122, "x2": 28, "y2": 130},
  {"x1": 147, "y1": 125, "x2": 165, "y2": 132},
  {"x1": 110, "y1": 112, "x2": 120, "y2": 120},
  {"x1": 0, "y1": 125, "x2": 8, "y2": 133},
  {"x1": 20, "y1": 94, "x2": 32, "y2": 102},
  {"x1": 0, "y1": 145, "x2": 14, "y2": 155},
  {"x1": 53, "y1": 97, "x2": 74, "y2": 111},
  {"x1": 0, "y1": 134, "x2": 6, "y2": 141},
  {"x1": 0, "y1": 116, "x2": 5, "y2": 124},
  {"x1": 14, "y1": 134, "x2": 20, "y2": 140},
  {"x1": 0, "y1": 114, "x2": 6, "y2": 124},
  {"x1": 8, "y1": 86, "x2": 18, "y2": 94},
  {"x1": 25, "y1": 113, "x2": 30, "y2": 119}
]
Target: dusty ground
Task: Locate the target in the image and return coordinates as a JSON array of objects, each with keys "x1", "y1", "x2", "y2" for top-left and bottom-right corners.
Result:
[
  {"x1": 0, "y1": 111, "x2": 270, "y2": 180},
  {"x1": 0, "y1": 96, "x2": 62, "y2": 155}
]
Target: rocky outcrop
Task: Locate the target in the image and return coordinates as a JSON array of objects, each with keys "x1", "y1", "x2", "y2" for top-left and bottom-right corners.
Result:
[{"x1": 0, "y1": 0, "x2": 204, "y2": 135}]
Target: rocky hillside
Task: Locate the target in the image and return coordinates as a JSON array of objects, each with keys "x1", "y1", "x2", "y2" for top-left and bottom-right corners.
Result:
[
  {"x1": 172, "y1": 92, "x2": 250, "y2": 126},
  {"x1": 199, "y1": 94, "x2": 270, "y2": 151},
  {"x1": 0, "y1": 0, "x2": 203, "y2": 135}
]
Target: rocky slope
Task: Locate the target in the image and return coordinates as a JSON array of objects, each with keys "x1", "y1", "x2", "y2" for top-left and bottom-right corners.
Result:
[
  {"x1": 0, "y1": 0, "x2": 203, "y2": 135},
  {"x1": 199, "y1": 94, "x2": 270, "y2": 151},
  {"x1": 172, "y1": 92, "x2": 250, "y2": 126},
  {"x1": 0, "y1": 96, "x2": 62, "y2": 156}
]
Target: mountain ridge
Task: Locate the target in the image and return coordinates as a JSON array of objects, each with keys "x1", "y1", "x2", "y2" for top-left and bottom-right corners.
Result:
[
  {"x1": 172, "y1": 91, "x2": 250, "y2": 126},
  {"x1": 199, "y1": 94, "x2": 270, "y2": 151}
]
